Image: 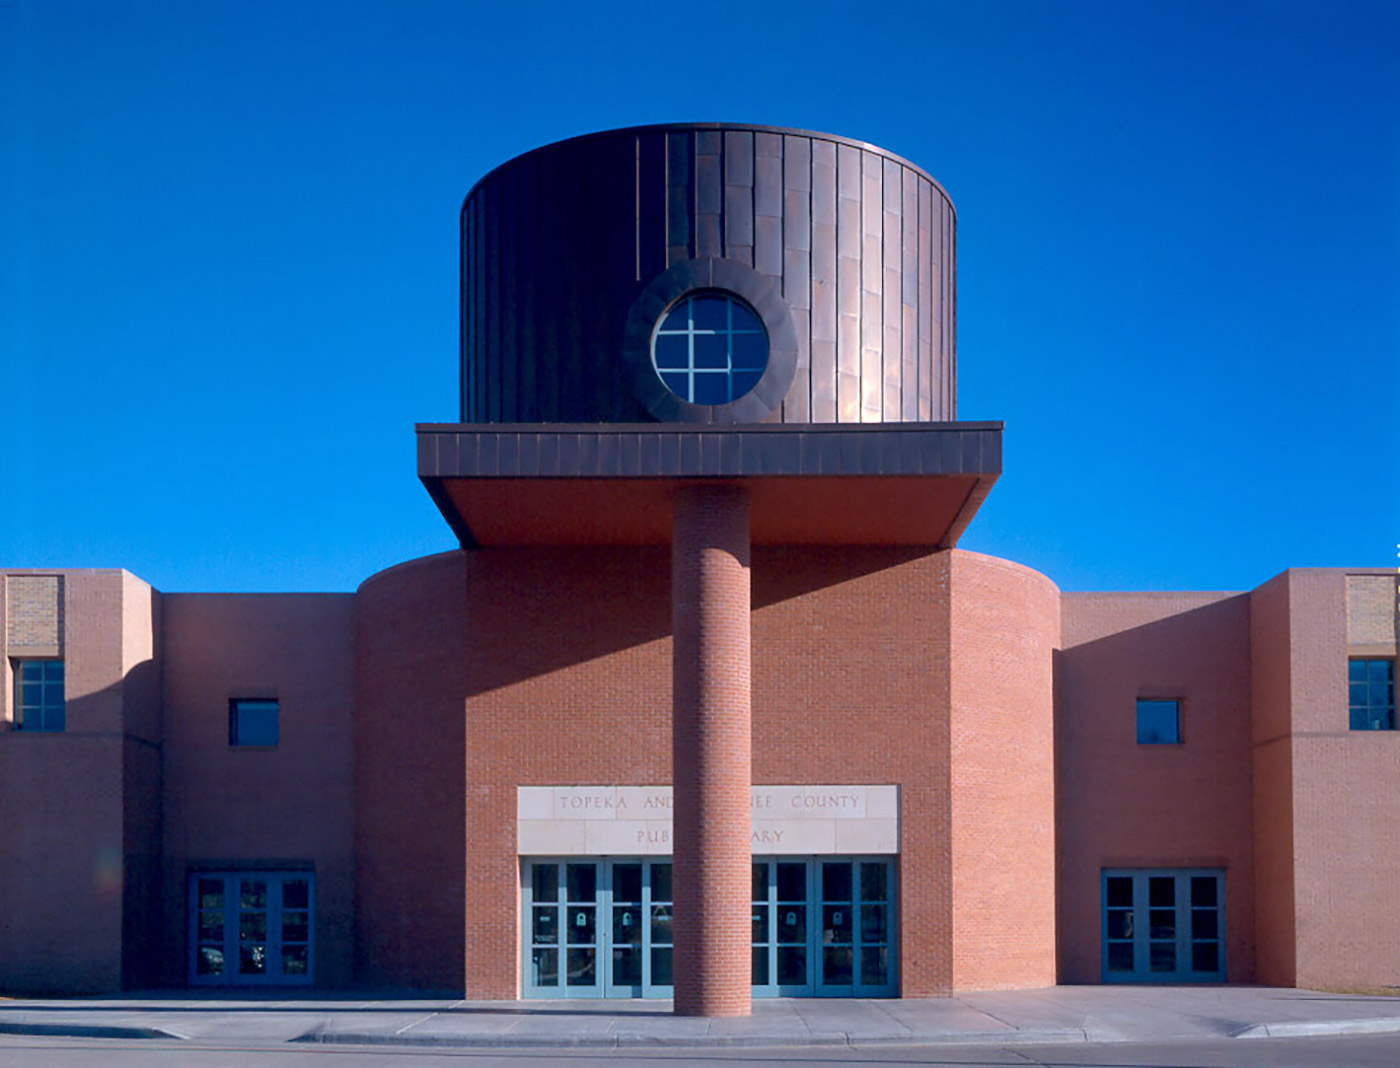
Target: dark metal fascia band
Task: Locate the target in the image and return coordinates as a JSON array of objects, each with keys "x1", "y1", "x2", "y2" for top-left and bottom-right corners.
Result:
[{"x1": 416, "y1": 423, "x2": 1002, "y2": 480}]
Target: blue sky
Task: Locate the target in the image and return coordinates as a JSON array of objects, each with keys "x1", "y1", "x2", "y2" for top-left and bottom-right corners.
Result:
[{"x1": 3, "y1": 0, "x2": 1396, "y2": 593}]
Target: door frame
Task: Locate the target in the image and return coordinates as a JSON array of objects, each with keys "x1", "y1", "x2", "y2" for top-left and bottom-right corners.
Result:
[
  {"x1": 1100, "y1": 868, "x2": 1226, "y2": 983},
  {"x1": 522, "y1": 858, "x2": 675, "y2": 999},
  {"x1": 187, "y1": 870, "x2": 315, "y2": 987}
]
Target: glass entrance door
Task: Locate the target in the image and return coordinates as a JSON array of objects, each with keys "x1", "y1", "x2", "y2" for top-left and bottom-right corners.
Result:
[
  {"x1": 524, "y1": 859, "x2": 674, "y2": 999},
  {"x1": 608, "y1": 862, "x2": 643, "y2": 996},
  {"x1": 603, "y1": 860, "x2": 673, "y2": 997},
  {"x1": 752, "y1": 857, "x2": 896, "y2": 998},
  {"x1": 750, "y1": 860, "x2": 813, "y2": 995},
  {"x1": 525, "y1": 855, "x2": 895, "y2": 998},
  {"x1": 1101, "y1": 869, "x2": 1225, "y2": 982},
  {"x1": 526, "y1": 861, "x2": 600, "y2": 995},
  {"x1": 189, "y1": 871, "x2": 313, "y2": 985}
]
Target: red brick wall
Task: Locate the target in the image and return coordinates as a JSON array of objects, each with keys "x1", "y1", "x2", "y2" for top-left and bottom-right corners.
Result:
[
  {"x1": 362, "y1": 544, "x2": 1086, "y2": 999},
  {"x1": 0, "y1": 570, "x2": 152, "y2": 994},
  {"x1": 162, "y1": 590, "x2": 357, "y2": 986},
  {"x1": 1057, "y1": 591, "x2": 1255, "y2": 984},
  {"x1": 949, "y1": 551, "x2": 1059, "y2": 990},
  {"x1": 1283, "y1": 570, "x2": 1400, "y2": 990},
  {"x1": 1250, "y1": 571, "x2": 1296, "y2": 985},
  {"x1": 446, "y1": 544, "x2": 957, "y2": 998},
  {"x1": 355, "y1": 551, "x2": 468, "y2": 990},
  {"x1": 751, "y1": 547, "x2": 954, "y2": 996},
  {"x1": 460, "y1": 546, "x2": 675, "y2": 997}
]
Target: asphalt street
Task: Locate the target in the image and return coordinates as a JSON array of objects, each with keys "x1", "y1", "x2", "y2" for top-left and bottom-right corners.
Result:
[{"x1": 2, "y1": 1033, "x2": 1400, "y2": 1067}]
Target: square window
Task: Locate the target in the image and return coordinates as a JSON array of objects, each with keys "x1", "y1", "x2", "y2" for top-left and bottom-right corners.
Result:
[
  {"x1": 12, "y1": 659, "x2": 65, "y2": 731},
  {"x1": 1348, "y1": 659, "x2": 1396, "y2": 731},
  {"x1": 1136, "y1": 698, "x2": 1181, "y2": 744},
  {"x1": 229, "y1": 698, "x2": 279, "y2": 746}
]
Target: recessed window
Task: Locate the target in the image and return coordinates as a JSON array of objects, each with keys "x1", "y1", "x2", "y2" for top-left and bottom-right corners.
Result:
[
  {"x1": 1102, "y1": 869, "x2": 1225, "y2": 982},
  {"x1": 1349, "y1": 659, "x2": 1396, "y2": 730},
  {"x1": 229, "y1": 698, "x2": 279, "y2": 747},
  {"x1": 190, "y1": 871, "x2": 313, "y2": 985},
  {"x1": 12, "y1": 659, "x2": 64, "y2": 732},
  {"x1": 1136, "y1": 699, "x2": 1181, "y2": 745},
  {"x1": 652, "y1": 292, "x2": 768, "y2": 405}
]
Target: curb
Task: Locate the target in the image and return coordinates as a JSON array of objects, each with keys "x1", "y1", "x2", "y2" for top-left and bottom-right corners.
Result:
[
  {"x1": 1234, "y1": 1018, "x2": 1400, "y2": 1040},
  {"x1": 290, "y1": 1026, "x2": 1103, "y2": 1050},
  {"x1": 0, "y1": 1021, "x2": 185, "y2": 1041}
]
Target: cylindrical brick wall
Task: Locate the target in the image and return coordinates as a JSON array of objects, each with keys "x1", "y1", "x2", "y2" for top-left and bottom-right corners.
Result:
[
  {"x1": 948, "y1": 551, "x2": 1060, "y2": 990},
  {"x1": 354, "y1": 552, "x2": 469, "y2": 991},
  {"x1": 461, "y1": 123, "x2": 956, "y2": 425},
  {"x1": 671, "y1": 484, "x2": 752, "y2": 1016}
]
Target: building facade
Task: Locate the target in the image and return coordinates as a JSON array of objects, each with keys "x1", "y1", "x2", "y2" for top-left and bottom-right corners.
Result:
[{"x1": 2, "y1": 124, "x2": 1396, "y2": 1005}]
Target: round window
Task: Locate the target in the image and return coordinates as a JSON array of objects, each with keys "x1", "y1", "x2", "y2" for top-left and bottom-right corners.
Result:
[{"x1": 651, "y1": 292, "x2": 769, "y2": 406}]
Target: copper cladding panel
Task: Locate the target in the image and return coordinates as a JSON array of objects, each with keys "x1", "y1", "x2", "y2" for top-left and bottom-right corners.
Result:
[{"x1": 460, "y1": 124, "x2": 957, "y2": 425}]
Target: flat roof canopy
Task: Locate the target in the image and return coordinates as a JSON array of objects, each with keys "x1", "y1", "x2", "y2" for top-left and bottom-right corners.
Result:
[{"x1": 417, "y1": 422, "x2": 1001, "y2": 549}]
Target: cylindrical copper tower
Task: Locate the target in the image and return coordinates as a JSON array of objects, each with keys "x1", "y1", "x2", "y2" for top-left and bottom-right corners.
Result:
[
  {"x1": 460, "y1": 123, "x2": 955, "y2": 425},
  {"x1": 671, "y1": 484, "x2": 753, "y2": 1016}
]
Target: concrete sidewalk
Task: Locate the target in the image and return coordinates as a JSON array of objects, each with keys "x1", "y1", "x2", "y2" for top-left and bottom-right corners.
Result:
[{"x1": 1, "y1": 986, "x2": 1399, "y2": 1049}]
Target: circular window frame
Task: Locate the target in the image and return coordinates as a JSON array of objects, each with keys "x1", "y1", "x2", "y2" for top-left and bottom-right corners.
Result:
[
  {"x1": 621, "y1": 258, "x2": 799, "y2": 424},
  {"x1": 650, "y1": 291, "x2": 770, "y2": 408}
]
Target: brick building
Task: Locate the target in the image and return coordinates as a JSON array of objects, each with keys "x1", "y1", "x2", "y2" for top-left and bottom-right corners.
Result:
[{"x1": 2, "y1": 124, "x2": 1396, "y2": 1009}]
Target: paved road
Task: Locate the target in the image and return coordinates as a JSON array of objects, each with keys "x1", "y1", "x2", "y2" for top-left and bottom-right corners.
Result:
[{"x1": 1, "y1": 1034, "x2": 1400, "y2": 1066}]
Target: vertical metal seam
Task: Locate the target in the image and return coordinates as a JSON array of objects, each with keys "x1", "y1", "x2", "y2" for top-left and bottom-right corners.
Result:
[
  {"x1": 478, "y1": 190, "x2": 488, "y2": 424},
  {"x1": 836, "y1": 144, "x2": 845, "y2": 422},
  {"x1": 893, "y1": 165, "x2": 901, "y2": 423},
  {"x1": 944, "y1": 199, "x2": 951, "y2": 418},
  {"x1": 779, "y1": 138, "x2": 788, "y2": 421},
  {"x1": 806, "y1": 135, "x2": 815, "y2": 422},
  {"x1": 949, "y1": 200, "x2": 957, "y2": 418},
  {"x1": 918, "y1": 177, "x2": 925, "y2": 422},
  {"x1": 910, "y1": 174, "x2": 918, "y2": 424},
  {"x1": 873, "y1": 156, "x2": 884, "y2": 422},
  {"x1": 464, "y1": 198, "x2": 476, "y2": 419},
  {"x1": 718, "y1": 131, "x2": 727, "y2": 261}
]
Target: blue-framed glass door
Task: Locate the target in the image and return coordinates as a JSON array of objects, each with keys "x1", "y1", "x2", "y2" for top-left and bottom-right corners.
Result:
[
  {"x1": 607, "y1": 861, "x2": 644, "y2": 996},
  {"x1": 642, "y1": 862, "x2": 674, "y2": 997},
  {"x1": 815, "y1": 859, "x2": 895, "y2": 996},
  {"x1": 524, "y1": 859, "x2": 674, "y2": 999},
  {"x1": 751, "y1": 857, "x2": 896, "y2": 998},
  {"x1": 1102, "y1": 869, "x2": 1225, "y2": 983},
  {"x1": 527, "y1": 856, "x2": 894, "y2": 998},
  {"x1": 751, "y1": 859, "x2": 814, "y2": 996},
  {"x1": 188, "y1": 871, "x2": 314, "y2": 986},
  {"x1": 524, "y1": 860, "x2": 600, "y2": 997}
]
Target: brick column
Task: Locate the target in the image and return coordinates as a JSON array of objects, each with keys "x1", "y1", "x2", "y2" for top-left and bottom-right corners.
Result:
[{"x1": 671, "y1": 484, "x2": 752, "y2": 1017}]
